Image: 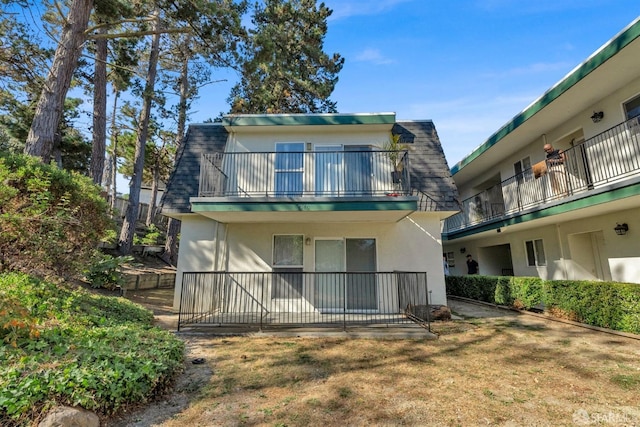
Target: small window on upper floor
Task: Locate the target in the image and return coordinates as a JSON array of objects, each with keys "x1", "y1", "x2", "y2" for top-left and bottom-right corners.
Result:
[
  {"x1": 624, "y1": 95, "x2": 640, "y2": 135},
  {"x1": 624, "y1": 94, "x2": 640, "y2": 120},
  {"x1": 514, "y1": 156, "x2": 532, "y2": 183}
]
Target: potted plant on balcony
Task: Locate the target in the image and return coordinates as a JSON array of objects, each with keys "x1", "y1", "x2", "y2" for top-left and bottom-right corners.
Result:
[{"x1": 383, "y1": 133, "x2": 409, "y2": 186}]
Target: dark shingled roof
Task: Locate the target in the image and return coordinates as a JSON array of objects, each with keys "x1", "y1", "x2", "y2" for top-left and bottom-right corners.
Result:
[
  {"x1": 160, "y1": 120, "x2": 460, "y2": 216},
  {"x1": 159, "y1": 124, "x2": 228, "y2": 215},
  {"x1": 393, "y1": 121, "x2": 460, "y2": 211}
]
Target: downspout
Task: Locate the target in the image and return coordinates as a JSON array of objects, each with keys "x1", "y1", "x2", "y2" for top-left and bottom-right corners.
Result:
[
  {"x1": 213, "y1": 221, "x2": 220, "y2": 271},
  {"x1": 556, "y1": 223, "x2": 568, "y2": 279}
]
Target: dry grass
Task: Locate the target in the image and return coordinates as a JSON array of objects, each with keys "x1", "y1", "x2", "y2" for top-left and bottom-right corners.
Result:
[{"x1": 109, "y1": 313, "x2": 640, "y2": 427}]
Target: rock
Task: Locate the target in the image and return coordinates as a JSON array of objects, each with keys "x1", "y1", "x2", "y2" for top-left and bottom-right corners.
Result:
[
  {"x1": 406, "y1": 304, "x2": 452, "y2": 321},
  {"x1": 38, "y1": 406, "x2": 99, "y2": 427},
  {"x1": 430, "y1": 305, "x2": 452, "y2": 321}
]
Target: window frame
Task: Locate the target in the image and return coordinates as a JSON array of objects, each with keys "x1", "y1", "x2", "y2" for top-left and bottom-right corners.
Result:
[
  {"x1": 274, "y1": 142, "x2": 305, "y2": 196},
  {"x1": 514, "y1": 156, "x2": 533, "y2": 183},
  {"x1": 525, "y1": 239, "x2": 546, "y2": 267},
  {"x1": 623, "y1": 94, "x2": 640, "y2": 120},
  {"x1": 446, "y1": 251, "x2": 455, "y2": 268},
  {"x1": 272, "y1": 234, "x2": 304, "y2": 299}
]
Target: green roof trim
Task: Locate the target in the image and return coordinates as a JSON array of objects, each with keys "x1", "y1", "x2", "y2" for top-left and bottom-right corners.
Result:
[
  {"x1": 221, "y1": 113, "x2": 396, "y2": 127},
  {"x1": 443, "y1": 182, "x2": 640, "y2": 240},
  {"x1": 191, "y1": 197, "x2": 416, "y2": 213},
  {"x1": 450, "y1": 18, "x2": 640, "y2": 176}
]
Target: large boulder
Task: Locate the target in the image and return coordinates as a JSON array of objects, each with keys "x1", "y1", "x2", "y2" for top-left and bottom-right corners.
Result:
[{"x1": 38, "y1": 406, "x2": 99, "y2": 427}]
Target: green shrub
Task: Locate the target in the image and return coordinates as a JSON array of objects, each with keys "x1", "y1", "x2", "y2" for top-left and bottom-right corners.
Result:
[
  {"x1": 84, "y1": 252, "x2": 134, "y2": 290},
  {"x1": 445, "y1": 275, "x2": 498, "y2": 303},
  {"x1": 446, "y1": 275, "x2": 640, "y2": 334},
  {"x1": 0, "y1": 294, "x2": 39, "y2": 348},
  {"x1": 0, "y1": 153, "x2": 112, "y2": 278},
  {"x1": 0, "y1": 272, "x2": 184, "y2": 425},
  {"x1": 134, "y1": 224, "x2": 163, "y2": 246},
  {"x1": 544, "y1": 280, "x2": 637, "y2": 331},
  {"x1": 510, "y1": 277, "x2": 544, "y2": 309},
  {"x1": 493, "y1": 276, "x2": 513, "y2": 306}
]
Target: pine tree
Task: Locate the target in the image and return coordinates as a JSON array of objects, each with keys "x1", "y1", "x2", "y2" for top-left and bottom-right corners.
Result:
[
  {"x1": 23, "y1": 0, "x2": 93, "y2": 162},
  {"x1": 229, "y1": 0, "x2": 344, "y2": 114}
]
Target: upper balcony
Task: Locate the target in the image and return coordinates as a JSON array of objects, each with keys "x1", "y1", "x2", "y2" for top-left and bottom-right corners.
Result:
[
  {"x1": 444, "y1": 115, "x2": 640, "y2": 235},
  {"x1": 199, "y1": 149, "x2": 411, "y2": 198},
  {"x1": 192, "y1": 149, "x2": 443, "y2": 223}
]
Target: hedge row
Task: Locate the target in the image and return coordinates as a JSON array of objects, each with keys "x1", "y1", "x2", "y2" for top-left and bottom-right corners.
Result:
[{"x1": 445, "y1": 275, "x2": 640, "y2": 334}]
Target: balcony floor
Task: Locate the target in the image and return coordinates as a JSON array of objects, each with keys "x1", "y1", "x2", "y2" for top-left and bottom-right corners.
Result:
[{"x1": 190, "y1": 195, "x2": 419, "y2": 223}]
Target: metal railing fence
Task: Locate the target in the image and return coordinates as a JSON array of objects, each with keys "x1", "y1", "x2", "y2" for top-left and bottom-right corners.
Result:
[
  {"x1": 178, "y1": 271, "x2": 430, "y2": 331},
  {"x1": 445, "y1": 115, "x2": 640, "y2": 233},
  {"x1": 198, "y1": 150, "x2": 411, "y2": 198}
]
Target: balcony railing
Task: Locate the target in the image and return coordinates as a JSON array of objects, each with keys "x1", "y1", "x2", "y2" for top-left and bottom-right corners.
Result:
[
  {"x1": 178, "y1": 271, "x2": 430, "y2": 331},
  {"x1": 445, "y1": 115, "x2": 640, "y2": 233},
  {"x1": 198, "y1": 150, "x2": 410, "y2": 198}
]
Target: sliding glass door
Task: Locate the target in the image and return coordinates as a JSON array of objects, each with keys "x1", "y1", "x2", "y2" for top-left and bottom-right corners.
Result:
[
  {"x1": 314, "y1": 238, "x2": 377, "y2": 311},
  {"x1": 315, "y1": 145, "x2": 343, "y2": 196},
  {"x1": 275, "y1": 142, "x2": 304, "y2": 196}
]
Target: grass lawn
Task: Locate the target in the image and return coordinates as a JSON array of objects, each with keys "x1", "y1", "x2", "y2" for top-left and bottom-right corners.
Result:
[{"x1": 107, "y1": 310, "x2": 640, "y2": 426}]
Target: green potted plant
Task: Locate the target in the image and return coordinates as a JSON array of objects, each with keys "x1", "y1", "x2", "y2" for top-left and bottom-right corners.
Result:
[{"x1": 383, "y1": 133, "x2": 409, "y2": 185}]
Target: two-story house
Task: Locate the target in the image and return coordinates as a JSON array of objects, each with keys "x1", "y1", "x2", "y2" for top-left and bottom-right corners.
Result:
[
  {"x1": 160, "y1": 113, "x2": 458, "y2": 329},
  {"x1": 443, "y1": 17, "x2": 640, "y2": 284}
]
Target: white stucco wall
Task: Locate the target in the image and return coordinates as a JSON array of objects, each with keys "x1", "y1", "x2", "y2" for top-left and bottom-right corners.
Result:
[
  {"x1": 443, "y1": 206, "x2": 640, "y2": 284},
  {"x1": 173, "y1": 216, "x2": 224, "y2": 309},
  {"x1": 227, "y1": 126, "x2": 392, "y2": 152},
  {"x1": 455, "y1": 75, "x2": 640, "y2": 203},
  {"x1": 225, "y1": 214, "x2": 447, "y2": 305},
  {"x1": 174, "y1": 212, "x2": 448, "y2": 310}
]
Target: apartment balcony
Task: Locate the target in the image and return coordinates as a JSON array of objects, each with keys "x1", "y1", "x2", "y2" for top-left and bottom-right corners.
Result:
[
  {"x1": 178, "y1": 271, "x2": 430, "y2": 331},
  {"x1": 445, "y1": 115, "x2": 640, "y2": 234},
  {"x1": 193, "y1": 150, "x2": 441, "y2": 223},
  {"x1": 199, "y1": 150, "x2": 412, "y2": 197}
]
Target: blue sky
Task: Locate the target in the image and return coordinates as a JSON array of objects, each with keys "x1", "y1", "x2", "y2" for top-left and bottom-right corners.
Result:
[{"x1": 188, "y1": 1, "x2": 640, "y2": 167}]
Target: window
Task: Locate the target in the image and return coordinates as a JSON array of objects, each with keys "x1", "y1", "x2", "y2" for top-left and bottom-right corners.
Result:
[
  {"x1": 514, "y1": 157, "x2": 532, "y2": 183},
  {"x1": 446, "y1": 251, "x2": 455, "y2": 267},
  {"x1": 273, "y1": 235, "x2": 303, "y2": 298},
  {"x1": 624, "y1": 94, "x2": 640, "y2": 120},
  {"x1": 275, "y1": 142, "x2": 305, "y2": 196},
  {"x1": 525, "y1": 239, "x2": 546, "y2": 266},
  {"x1": 624, "y1": 95, "x2": 640, "y2": 135}
]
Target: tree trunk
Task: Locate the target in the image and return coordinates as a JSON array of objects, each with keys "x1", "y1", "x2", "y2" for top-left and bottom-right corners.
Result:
[
  {"x1": 162, "y1": 42, "x2": 190, "y2": 266},
  {"x1": 109, "y1": 89, "x2": 120, "y2": 212},
  {"x1": 24, "y1": 0, "x2": 93, "y2": 162},
  {"x1": 91, "y1": 25, "x2": 108, "y2": 184},
  {"x1": 146, "y1": 166, "x2": 159, "y2": 226},
  {"x1": 119, "y1": 11, "x2": 161, "y2": 255}
]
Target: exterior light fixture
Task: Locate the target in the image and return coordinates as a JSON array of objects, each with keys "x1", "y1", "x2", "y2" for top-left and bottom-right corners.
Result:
[
  {"x1": 460, "y1": 247, "x2": 466, "y2": 254},
  {"x1": 614, "y1": 223, "x2": 629, "y2": 235},
  {"x1": 591, "y1": 111, "x2": 604, "y2": 123}
]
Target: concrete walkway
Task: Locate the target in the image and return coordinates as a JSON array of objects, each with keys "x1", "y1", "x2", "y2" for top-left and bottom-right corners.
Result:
[{"x1": 448, "y1": 297, "x2": 518, "y2": 320}]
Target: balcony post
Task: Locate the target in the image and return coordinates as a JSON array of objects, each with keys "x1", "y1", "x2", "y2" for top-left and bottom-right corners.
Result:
[{"x1": 260, "y1": 273, "x2": 264, "y2": 331}]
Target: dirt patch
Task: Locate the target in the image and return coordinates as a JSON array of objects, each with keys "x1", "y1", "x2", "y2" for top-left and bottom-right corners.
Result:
[{"x1": 103, "y1": 294, "x2": 640, "y2": 427}]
